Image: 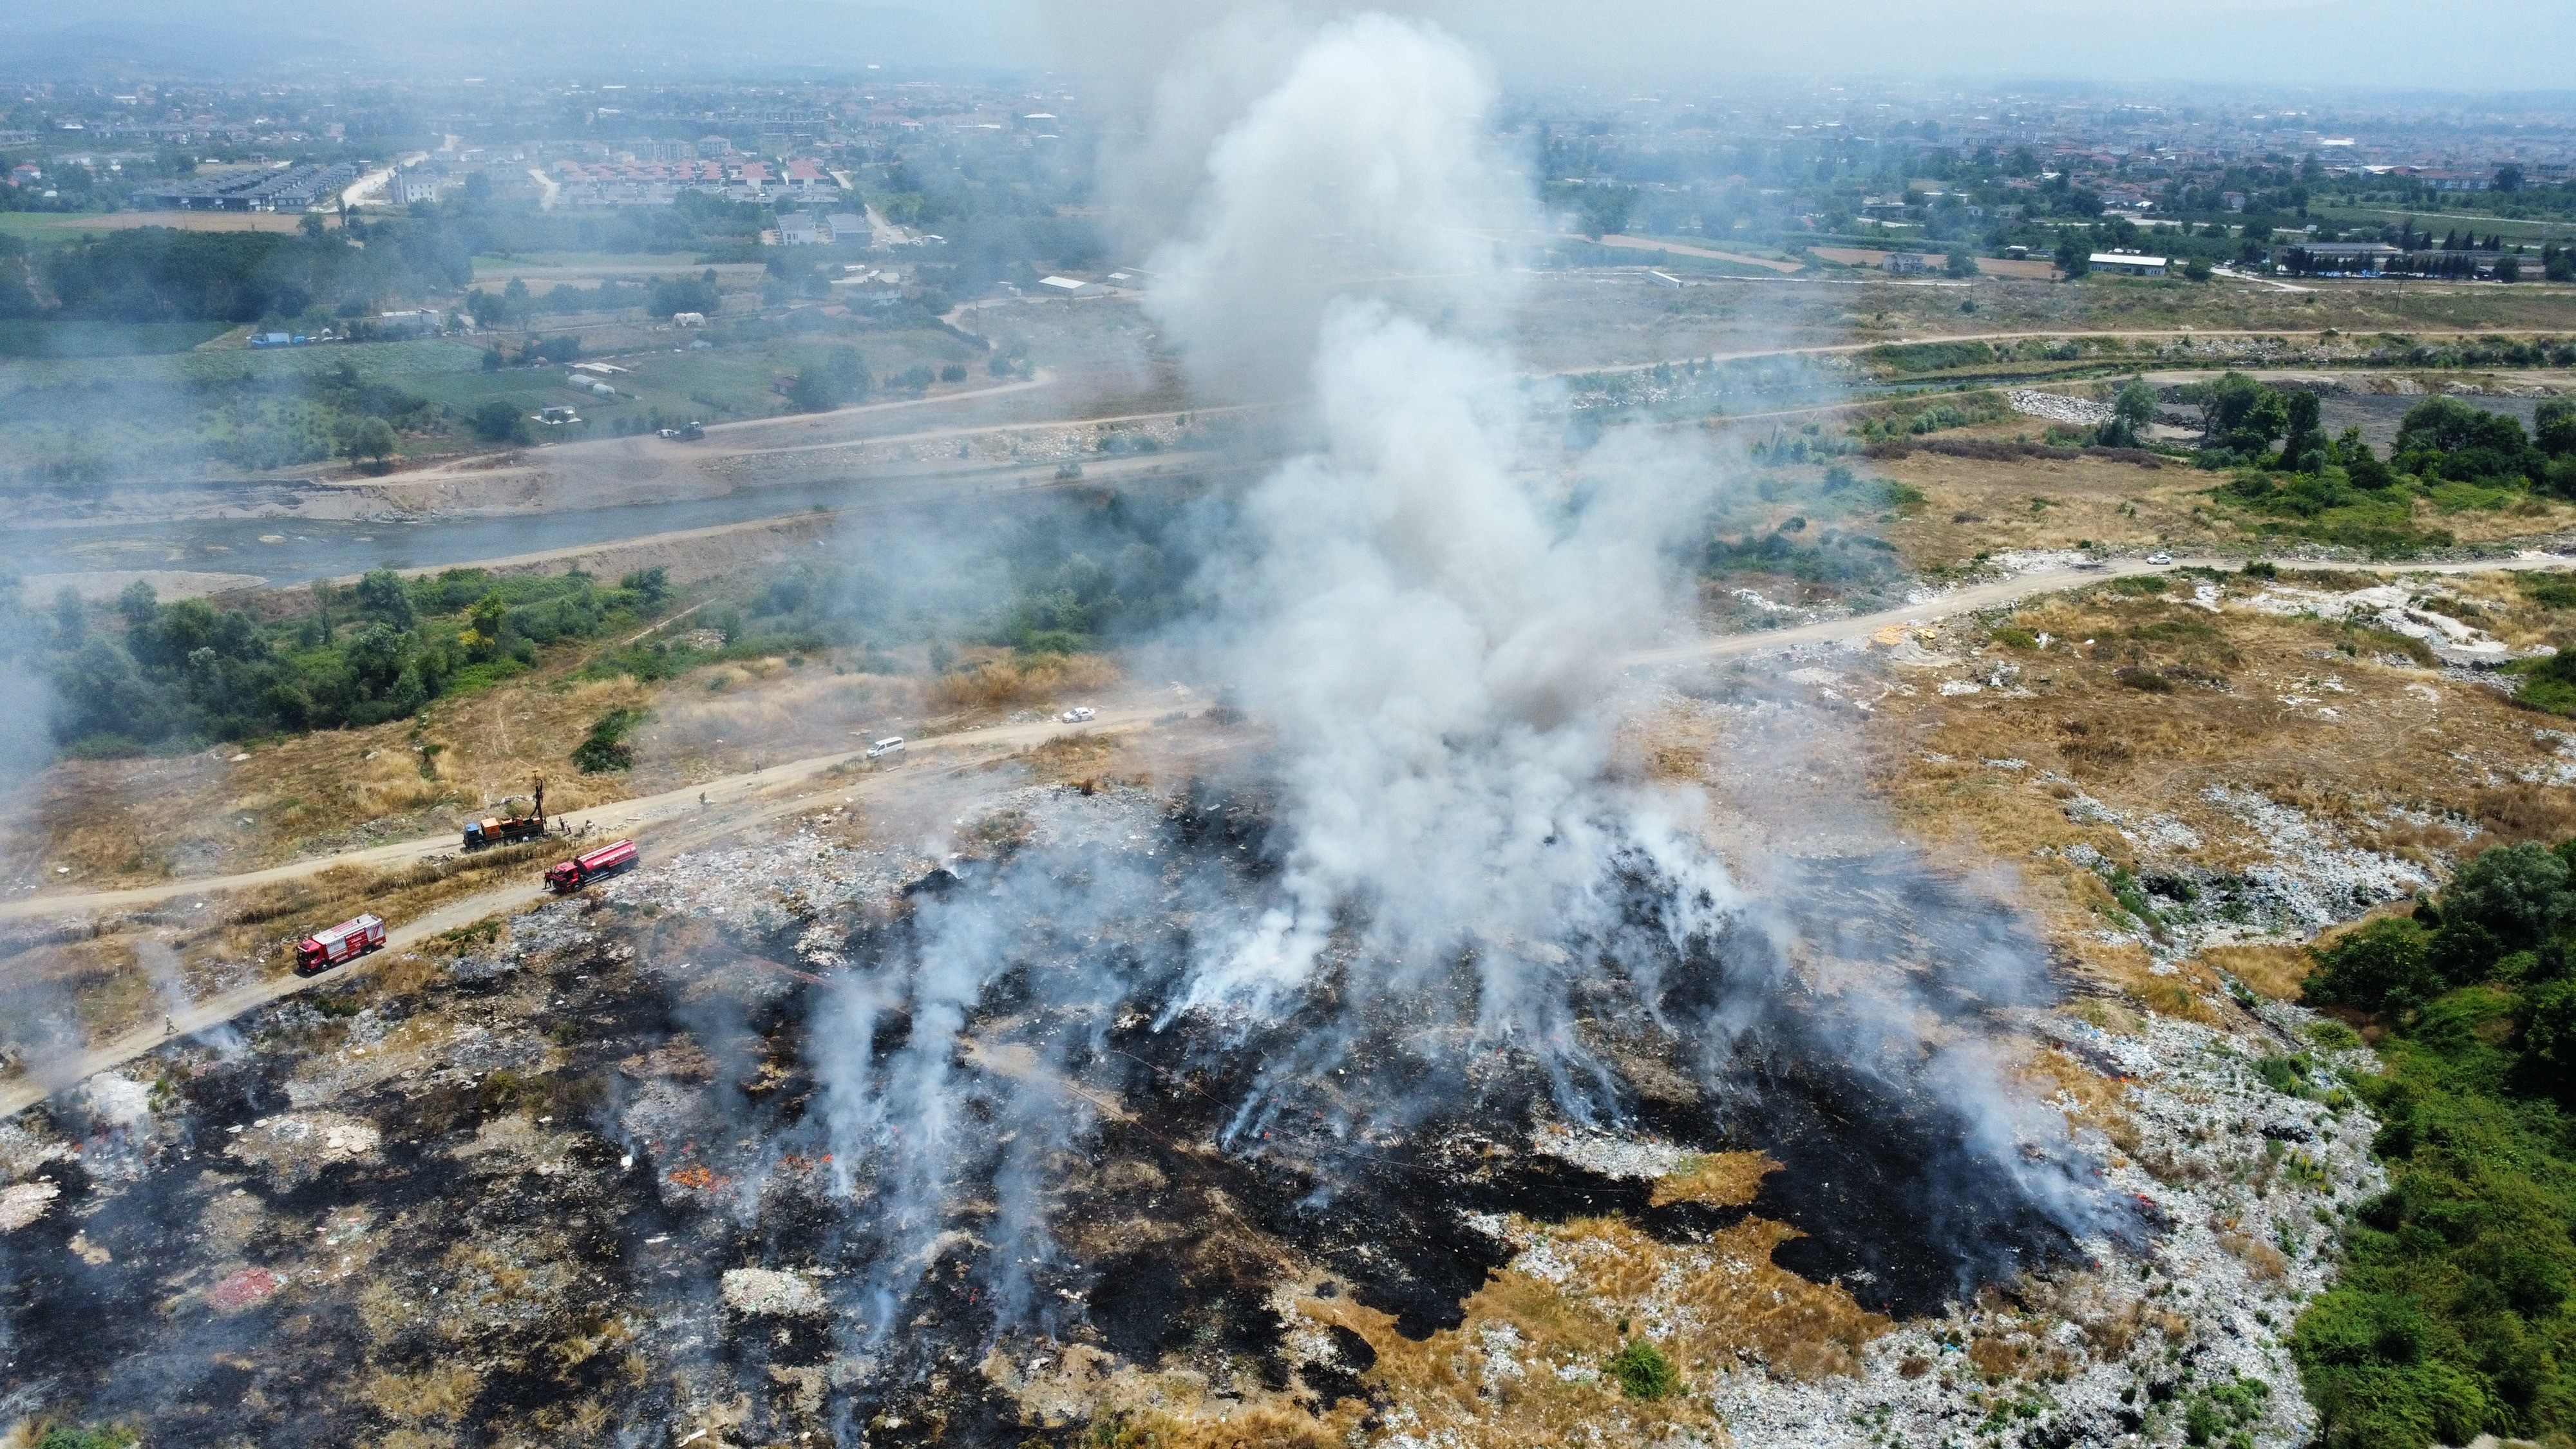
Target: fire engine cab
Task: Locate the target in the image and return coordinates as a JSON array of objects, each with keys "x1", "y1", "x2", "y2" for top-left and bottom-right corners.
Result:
[
  {"x1": 545, "y1": 838, "x2": 639, "y2": 894},
  {"x1": 295, "y1": 914, "x2": 387, "y2": 975}
]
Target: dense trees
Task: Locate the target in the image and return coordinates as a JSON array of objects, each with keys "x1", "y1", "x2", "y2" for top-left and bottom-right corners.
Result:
[
  {"x1": 2295, "y1": 840, "x2": 2576, "y2": 1447},
  {"x1": 29, "y1": 567, "x2": 668, "y2": 752},
  {"x1": 33, "y1": 223, "x2": 470, "y2": 326}
]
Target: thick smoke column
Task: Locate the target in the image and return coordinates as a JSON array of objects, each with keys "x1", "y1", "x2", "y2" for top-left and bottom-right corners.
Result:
[
  {"x1": 802, "y1": 11, "x2": 2112, "y2": 1360},
  {"x1": 1147, "y1": 17, "x2": 1721, "y2": 1054}
]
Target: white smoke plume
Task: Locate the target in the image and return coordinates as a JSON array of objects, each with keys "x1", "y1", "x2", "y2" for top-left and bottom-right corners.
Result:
[
  {"x1": 1143, "y1": 15, "x2": 1725, "y2": 1061},
  {"x1": 800, "y1": 9, "x2": 2116, "y2": 1357}
]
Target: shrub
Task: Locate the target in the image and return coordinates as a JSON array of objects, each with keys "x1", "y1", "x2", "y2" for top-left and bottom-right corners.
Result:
[
  {"x1": 2441, "y1": 841, "x2": 2571, "y2": 951},
  {"x1": 2304, "y1": 916, "x2": 2437, "y2": 1014},
  {"x1": 786, "y1": 368, "x2": 841, "y2": 413},
  {"x1": 470, "y1": 399, "x2": 529, "y2": 444},
  {"x1": 1607, "y1": 1339, "x2": 1680, "y2": 1401},
  {"x1": 571, "y1": 706, "x2": 645, "y2": 773}
]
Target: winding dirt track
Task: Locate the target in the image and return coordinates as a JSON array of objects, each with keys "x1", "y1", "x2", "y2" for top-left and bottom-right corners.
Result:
[
  {"x1": 0, "y1": 706, "x2": 1170, "y2": 1117},
  {"x1": 12, "y1": 549, "x2": 2573, "y2": 1114}
]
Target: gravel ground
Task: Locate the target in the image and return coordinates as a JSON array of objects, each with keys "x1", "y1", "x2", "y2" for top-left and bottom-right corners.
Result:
[{"x1": 1693, "y1": 1003, "x2": 2378, "y2": 1449}]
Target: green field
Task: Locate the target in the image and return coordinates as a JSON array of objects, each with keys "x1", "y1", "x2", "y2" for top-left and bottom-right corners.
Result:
[
  {"x1": 0, "y1": 320, "x2": 231, "y2": 357},
  {"x1": 0, "y1": 337, "x2": 488, "y2": 403},
  {"x1": 0, "y1": 323, "x2": 995, "y2": 479},
  {"x1": 2307, "y1": 204, "x2": 2570, "y2": 244}
]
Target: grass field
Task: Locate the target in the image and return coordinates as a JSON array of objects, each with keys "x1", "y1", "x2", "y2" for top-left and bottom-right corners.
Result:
[
  {"x1": 2307, "y1": 204, "x2": 2571, "y2": 244},
  {"x1": 469, "y1": 256, "x2": 770, "y2": 294},
  {"x1": 0, "y1": 320, "x2": 231, "y2": 357},
  {"x1": 0, "y1": 337, "x2": 488, "y2": 401},
  {"x1": 0, "y1": 321, "x2": 999, "y2": 474},
  {"x1": 0, "y1": 211, "x2": 319, "y2": 247}
]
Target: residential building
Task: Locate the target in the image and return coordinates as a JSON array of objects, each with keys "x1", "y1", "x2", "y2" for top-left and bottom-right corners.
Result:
[
  {"x1": 132, "y1": 162, "x2": 354, "y2": 211},
  {"x1": 390, "y1": 169, "x2": 443, "y2": 205}
]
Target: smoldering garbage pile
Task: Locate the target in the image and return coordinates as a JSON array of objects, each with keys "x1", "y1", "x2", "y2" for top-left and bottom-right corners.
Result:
[{"x1": 758, "y1": 10, "x2": 2130, "y2": 1432}]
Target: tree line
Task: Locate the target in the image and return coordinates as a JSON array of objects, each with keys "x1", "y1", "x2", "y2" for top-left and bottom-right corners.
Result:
[{"x1": 1, "y1": 219, "x2": 471, "y2": 327}]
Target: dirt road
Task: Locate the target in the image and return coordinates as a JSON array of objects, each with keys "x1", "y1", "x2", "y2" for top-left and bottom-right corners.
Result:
[
  {"x1": 12, "y1": 550, "x2": 2573, "y2": 1113},
  {"x1": 0, "y1": 706, "x2": 1170, "y2": 925},
  {"x1": 23, "y1": 549, "x2": 2563, "y2": 930},
  {"x1": 0, "y1": 706, "x2": 1175, "y2": 1117}
]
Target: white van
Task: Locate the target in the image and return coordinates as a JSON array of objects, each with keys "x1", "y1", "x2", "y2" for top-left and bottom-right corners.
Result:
[
  {"x1": 866, "y1": 736, "x2": 905, "y2": 761},
  {"x1": 1057, "y1": 706, "x2": 1095, "y2": 724}
]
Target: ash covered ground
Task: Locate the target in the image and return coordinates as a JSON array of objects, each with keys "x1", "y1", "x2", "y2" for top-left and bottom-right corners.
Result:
[{"x1": 0, "y1": 778, "x2": 2370, "y2": 1448}]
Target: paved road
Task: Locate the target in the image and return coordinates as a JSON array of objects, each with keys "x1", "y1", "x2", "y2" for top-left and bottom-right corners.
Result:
[{"x1": 339, "y1": 371, "x2": 1079, "y2": 494}]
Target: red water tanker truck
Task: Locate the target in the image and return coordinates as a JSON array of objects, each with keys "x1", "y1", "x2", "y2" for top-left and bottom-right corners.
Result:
[
  {"x1": 295, "y1": 914, "x2": 386, "y2": 975},
  {"x1": 546, "y1": 838, "x2": 638, "y2": 894}
]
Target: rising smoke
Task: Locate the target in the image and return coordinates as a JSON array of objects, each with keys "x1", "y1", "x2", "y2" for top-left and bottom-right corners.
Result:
[{"x1": 802, "y1": 8, "x2": 2114, "y2": 1354}]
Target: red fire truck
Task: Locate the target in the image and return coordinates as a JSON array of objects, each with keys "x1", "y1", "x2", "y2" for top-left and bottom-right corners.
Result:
[
  {"x1": 295, "y1": 914, "x2": 386, "y2": 975},
  {"x1": 545, "y1": 838, "x2": 638, "y2": 894}
]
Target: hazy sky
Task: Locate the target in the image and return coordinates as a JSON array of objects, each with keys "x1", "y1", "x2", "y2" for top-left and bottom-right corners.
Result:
[{"x1": 8, "y1": 0, "x2": 2573, "y2": 93}]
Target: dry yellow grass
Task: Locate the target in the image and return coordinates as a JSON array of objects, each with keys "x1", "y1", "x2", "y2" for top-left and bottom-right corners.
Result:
[
  {"x1": 2020, "y1": 1046, "x2": 2135, "y2": 1132},
  {"x1": 2201, "y1": 943, "x2": 2314, "y2": 1001},
  {"x1": 364, "y1": 1365, "x2": 480, "y2": 1424},
  {"x1": 0, "y1": 838, "x2": 554, "y2": 1064},
  {"x1": 3, "y1": 672, "x2": 655, "y2": 889},
  {"x1": 1859, "y1": 583, "x2": 2576, "y2": 1005},
  {"x1": 928, "y1": 651, "x2": 1122, "y2": 715},
  {"x1": 1269, "y1": 1211, "x2": 1886, "y2": 1449},
  {"x1": 1650, "y1": 1151, "x2": 1779, "y2": 1208},
  {"x1": 1869, "y1": 439, "x2": 2576, "y2": 573}
]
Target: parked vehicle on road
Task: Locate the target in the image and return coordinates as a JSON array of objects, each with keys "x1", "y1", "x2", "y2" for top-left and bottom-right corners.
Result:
[
  {"x1": 866, "y1": 736, "x2": 906, "y2": 761},
  {"x1": 465, "y1": 775, "x2": 549, "y2": 851},
  {"x1": 296, "y1": 914, "x2": 386, "y2": 974},
  {"x1": 545, "y1": 838, "x2": 638, "y2": 894},
  {"x1": 1057, "y1": 706, "x2": 1095, "y2": 724},
  {"x1": 464, "y1": 814, "x2": 546, "y2": 851}
]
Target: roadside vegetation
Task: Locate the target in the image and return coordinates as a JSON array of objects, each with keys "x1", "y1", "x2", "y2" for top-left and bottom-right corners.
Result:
[
  {"x1": 2190, "y1": 378, "x2": 2576, "y2": 555},
  {"x1": 2295, "y1": 842, "x2": 2576, "y2": 1448},
  {"x1": 11, "y1": 478, "x2": 1195, "y2": 765},
  {"x1": 28, "y1": 566, "x2": 674, "y2": 753}
]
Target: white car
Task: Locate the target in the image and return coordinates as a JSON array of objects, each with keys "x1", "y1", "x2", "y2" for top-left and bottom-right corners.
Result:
[
  {"x1": 865, "y1": 736, "x2": 905, "y2": 761},
  {"x1": 1057, "y1": 706, "x2": 1096, "y2": 724},
  {"x1": 2146, "y1": 552, "x2": 2173, "y2": 565}
]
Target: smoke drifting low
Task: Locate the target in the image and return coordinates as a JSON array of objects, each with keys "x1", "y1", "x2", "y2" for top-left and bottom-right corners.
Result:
[{"x1": 800, "y1": 7, "x2": 2116, "y2": 1356}]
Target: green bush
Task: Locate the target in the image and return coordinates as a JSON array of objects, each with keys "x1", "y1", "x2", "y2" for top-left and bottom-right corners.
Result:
[
  {"x1": 571, "y1": 706, "x2": 645, "y2": 773},
  {"x1": 2305, "y1": 916, "x2": 2439, "y2": 1014},
  {"x1": 37, "y1": 1426, "x2": 137, "y2": 1449},
  {"x1": 1607, "y1": 1339, "x2": 1680, "y2": 1401}
]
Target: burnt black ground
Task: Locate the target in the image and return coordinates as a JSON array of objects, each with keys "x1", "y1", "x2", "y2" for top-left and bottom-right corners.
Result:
[{"x1": 0, "y1": 796, "x2": 2128, "y2": 1444}]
